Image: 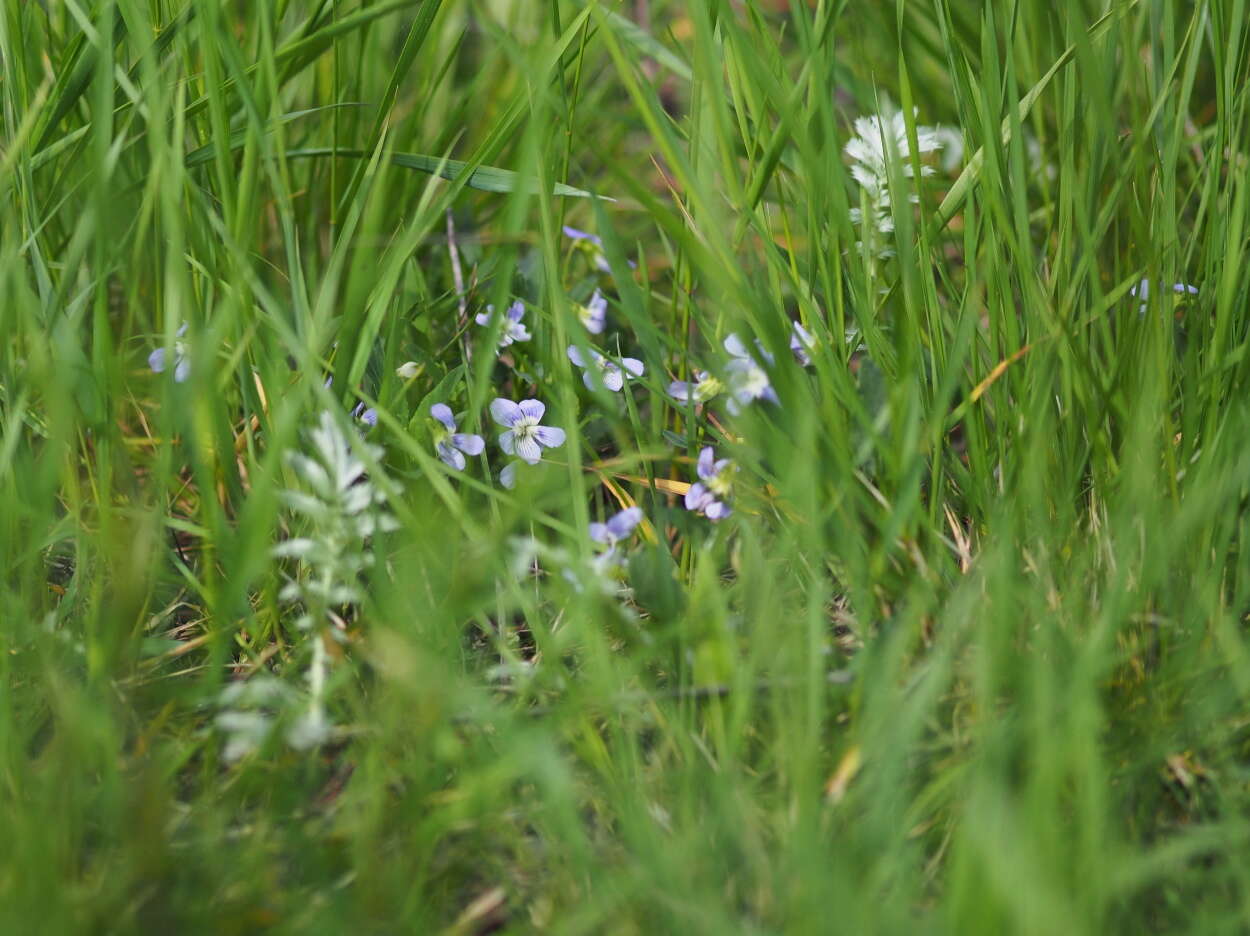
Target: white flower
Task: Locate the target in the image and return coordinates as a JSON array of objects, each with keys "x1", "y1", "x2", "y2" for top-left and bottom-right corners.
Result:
[
  {"x1": 723, "y1": 333, "x2": 778, "y2": 415},
  {"x1": 395, "y1": 361, "x2": 421, "y2": 380}
]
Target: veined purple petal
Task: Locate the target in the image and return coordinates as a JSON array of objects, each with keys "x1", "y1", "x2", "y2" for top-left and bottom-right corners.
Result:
[
  {"x1": 490, "y1": 398, "x2": 524, "y2": 428},
  {"x1": 533, "y1": 426, "x2": 565, "y2": 449},
  {"x1": 506, "y1": 300, "x2": 526, "y2": 323},
  {"x1": 431, "y1": 403, "x2": 456, "y2": 432},
  {"x1": 499, "y1": 431, "x2": 516, "y2": 455},
  {"x1": 602, "y1": 367, "x2": 624, "y2": 392},
  {"x1": 606, "y1": 507, "x2": 642, "y2": 538},
  {"x1": 148, "y1": 347, "x2": 167, "y2": 373},
  {"x1": 453, "y1": 433, "x2": 484, "y2": 456},
  {"x1": 518, "y1": 399, "x2": 546, "y2": 422},
  {"x1": 437, "y1": 441, "x2": 465, "y2": 471},
  {"x1": 514, "y1": 435, "x2": 542, "y2": 464}
]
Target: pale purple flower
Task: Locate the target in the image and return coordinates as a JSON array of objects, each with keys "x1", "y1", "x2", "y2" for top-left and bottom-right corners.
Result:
[
  {"x1": 563, "y1": 225, "x2": 611, "y2": 273},
  {"x1": 149, "y1": 323, "x2": 190, "y2": 382},
  {"x1": 351, "y1": 402, "x2": 377, "y2": 427},
  {"x1": 668, "y1": 370, "x2": 724, "y2": 405},
  {"x1": 563, "y1": 226, "x2": 637, "y2": 275},
  {"x1": 1131, "y1": 279, "x2": 1199, "y2": 312},
  {"x1": 589, "y1": 507, "x2": 643, "y2": 547},
  {"x1": 790, "y1": 321, "x2": 816, "y2": 366},
  {"x1": 490, "y1": 398, "x2": 566, "y2": 464},
  {"x1": 567, "y1": 344, "x2": 644, "y2": 392},
  {"x1": 430, "y1": 403, "x2": 485, "y2": 471},
  {"x1": 724, "y1": 333, "x2": 778, "y2": 415},
  {"x1": 475, "y1": 301, "x2": 531, "y2": 350},
  {"x1": 685, "y1": 446, "x2": 733, "y2": 520},
  {"x1": 579, "y1": 289, "x2": 608, "y2": 334}
]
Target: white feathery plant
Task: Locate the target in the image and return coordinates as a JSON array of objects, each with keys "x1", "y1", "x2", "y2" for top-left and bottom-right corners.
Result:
[
  {"x1": 844, "y1": 107, "x2": 944, "y2": 259},
  {"x1": 217, "y1": 411, "x2": 398, "y2": 758}
]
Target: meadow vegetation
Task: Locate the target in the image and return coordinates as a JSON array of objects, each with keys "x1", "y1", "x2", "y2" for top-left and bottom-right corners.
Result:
[{"x1": 2, "y1": 0, "x2": 1250, "y2": 931}]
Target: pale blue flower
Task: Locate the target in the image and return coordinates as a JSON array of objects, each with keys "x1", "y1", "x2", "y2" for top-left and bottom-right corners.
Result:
[
  {"x1": 563, "y1": 225, "x2": 637, "y2": 275},
  {"x1": 567, "y1": 344, "x2": 644, "y2": 392},
  {"x1": 790, "y1": 321, "x2": 816, "y2": 366},
  {"x1": 685, "y1": 446, "x2": 733, "y2": 520},
  {"x1": 1131, "y1": 279, "x2": 1199, "y2": 312},
  {"x1": 476, "y1": 301, "x2": 531, "y2": 350},
  {"x1": 579, "y1": 289, "x2": 608, "y2": 334},
  {"x1": 430, "y1": 403, "x2": 485, "y2": 471},
  {"x1": 723, "y1": 333, "x2": 778, "y2": 415},
  {"x1": 589, "y1": 506, "x2": 643, "y2": 547},
  {"x1": 490, "y1": 398, "x2": 566, "y2": 464},
  {"x1": 149, "y1": 323, "x2": 190, "y2": 382},
  {"x1": 351, "y1": 402, "x2": 377, "y2": 427},
  {"x1": 668, "y1": 370, "x2": 724, "y2": 405}
]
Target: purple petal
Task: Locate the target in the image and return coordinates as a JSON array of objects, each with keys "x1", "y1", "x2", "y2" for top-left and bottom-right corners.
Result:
[
  {"x1": 453, "y1": 433, "x2": 484, "y2": 456},
  {"x1": 358, "y1": 407, "x2": 377, "y2": 427},
  {"x1": 724, "y1": 333, "x2": 749, "y2": 359},
  {"x1": 490, "y1": 398, "x2": 523, "y2": 427},
  {"x1": 685, "y1": 483, "x2": 709, "y2": 511},
  {"x1": 518, "y1": 399, "x2": 546, "y2": 422},
  {"x1": 173, "y1": 357, "x2": 191, "y2": 383},
  {"x1": 437, "y1": 441, "x2": 466, "y2": 471},
  {"x1": 697, "y1": 447, "x2": 716, "y2": 480},
  {"x1": 430, "y1": 403, "x2": 456, "y2": 432},
  {"x1": 567, "y1": 345, "x2": 589, "y2": 368},
  {"x1": 175, "y1": 322, "x2": 188, "y2": 337},
  {"x1": 705, "y1": 501, "x2": 731, "y2": 521},
  {"x1": 506, "y1": 301, "x2": 526, "y2": 323},
  {"x1": 498, "y1": 431, "x2": 516, "y2": 455},
  {"x1": 668, "y1": 380, "x2": 693, "y2": 402},
  {"x1": 563, "y1": 225, "x2": 603, "y2": 247},
  {"x1": 500, "y1": 462, "x2": 519, "y2": 489},
  {"x1": 602, "y1": 368, "x2": 624, "y2": 392},
  {"x1": 588, "y1": 522, "x2": 611, "y2": 544},
  {"x1": 581, "y1": 372, "x2": 598, "y2": 392},
  {"x1": 533, "y1": 426, "x2": 565, "y2": 449},
  {"x1": 514, "y1": 435, "x2": 542, "y2": 464},
  {"x1": 148, "y1": 348, "x2": 167, "y2": 373},
  {"x1": 621, "y1": 357, "x2": 645, "y2": 377},
  {"x1": 606, "y1": 507, "x2": 643, "y2": 538},
  {"x1": 475, "y1": 311, "x2": 492, "y2": 326}
]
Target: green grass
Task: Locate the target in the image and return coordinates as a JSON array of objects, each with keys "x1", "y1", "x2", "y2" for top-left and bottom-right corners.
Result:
[{"x1": 3, "y1": 0, "x2": 1250, "y2": 931}]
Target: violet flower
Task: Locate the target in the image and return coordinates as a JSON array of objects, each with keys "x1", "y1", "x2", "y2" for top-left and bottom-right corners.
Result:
[
  {"x1": 475, "y1": 301, "x2": 531, "y2": 350},
  {"x1": 668, "y1": 370, "x2": 724, "y2": 405},
  {"x1": 589, "y1": 507, "x2": 643, "y2": 548},
  {"x1": 430, "y1": 403, "x2": 485, "y2": 471},
  {"x1": 490, "y1": 398, "x2": 566, "y2": 464},
  {"x1": 685, "y1": 446, "x2": 734, "y2": 521},
  {"x1": 149, "y1": 323, "x2": 190, "y2": 382},
  {"x1": 579, "y1": 289, "x2": 608, "y2": 334},
  {"x1": 724, "y1": 333, "x2": 778, "y2": 415},
  {"x1": 567, "y1": 344, "x2": 644, "y2": 392}
]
